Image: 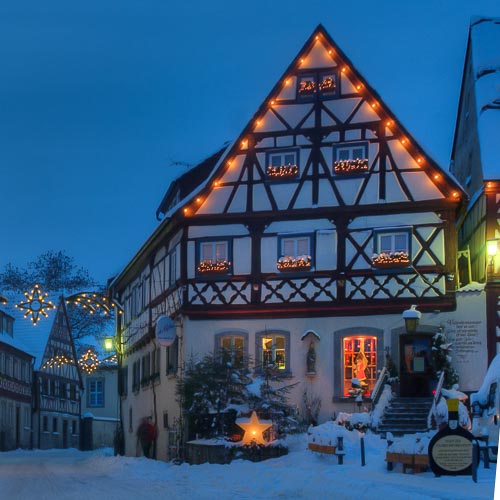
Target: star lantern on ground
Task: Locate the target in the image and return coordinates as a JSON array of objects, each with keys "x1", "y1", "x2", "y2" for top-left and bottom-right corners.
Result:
[
  {"x1": 236, "y1": 411, "x2": 273, "y2": 445},
  {"x1": 15, "y1": 284, "x2": 55, "y2": 325}
]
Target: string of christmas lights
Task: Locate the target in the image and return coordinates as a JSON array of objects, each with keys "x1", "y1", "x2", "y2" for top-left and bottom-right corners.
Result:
[
  {"x1": 78, "y1": 348, "x2": 102, "y2": 375},
  {"x1": 42, "y1": 354, "x2": 73, "y2": 369},
  {"x1": 266, "y1": 164, "x2": 299, "y2": 179},
  {"x1": 197, "y1": 259, "x2": 231, "y2": 274},
  {"x1": 334, "y1": 158, "x2": 369, "y2": 174},
  {"x1": 277, "y1": 255, "x2": 312, "y2": 271},
  {"x1": 65, "y1": 292, "x2": 123, "y2": 316},
  {"x1": 371, "y1": 251, "x2": 410, "y2": 267}
]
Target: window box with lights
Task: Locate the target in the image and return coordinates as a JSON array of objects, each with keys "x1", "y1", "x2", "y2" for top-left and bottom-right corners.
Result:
[
  {"x1": 297, "y1": 71, "x2": 338, "y2": 101},
  {"x1": 277, "y1": 235, "x2": 313, "y2": 273},
  {"x1": 372, "y1": 229, "x2": 411, "y2": 270},
  {"x1": 266, "y1": 150, "x2": 299, "y2": 181},
  {"x1": 333, "y1": 143, "x2": 369, "y2": 175},
  {"x1": 196, "y1": 239, "x2": 232, "y2": 276}
]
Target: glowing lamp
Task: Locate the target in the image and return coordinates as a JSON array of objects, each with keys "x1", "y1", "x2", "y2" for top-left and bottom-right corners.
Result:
[
  {"x1": 104, "y1": 337, "x2": 114, "y2": 351},
  {"x1": 434, "y1": 174, "x2": 440, "y2": 180},
  {"x1": 487, "y1": 239, "x2": 499, "y2": 257},
  {"x1": 402, "y1": 305, "x2": 421, "y2": 334},
  {"x1": 236, "y1": 411, "x2": 272, "y2": 445}
]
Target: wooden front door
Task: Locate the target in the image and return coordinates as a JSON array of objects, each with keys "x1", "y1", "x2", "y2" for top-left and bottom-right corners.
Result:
[{"x1": 399, "y1": 334, "x2": 435, "y2": 397}]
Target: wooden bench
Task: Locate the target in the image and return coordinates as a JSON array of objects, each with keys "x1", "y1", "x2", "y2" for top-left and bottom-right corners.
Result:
[
  {"x1": 386, "y1": 452, "x2": 429, "y2": 473},
  {"x1": 308, "y1": 436, "x2": 346, "y2": 464}
]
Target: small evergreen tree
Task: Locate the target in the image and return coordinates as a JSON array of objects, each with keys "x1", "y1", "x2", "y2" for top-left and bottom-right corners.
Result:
[{"x1": 431, "y1": 329, "x2": 459, "y2": 388}]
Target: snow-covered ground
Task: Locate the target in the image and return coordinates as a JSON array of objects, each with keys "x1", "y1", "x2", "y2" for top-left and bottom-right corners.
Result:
[{"x1": 0, "y1": 433, "x2": 496, "y2": 500}]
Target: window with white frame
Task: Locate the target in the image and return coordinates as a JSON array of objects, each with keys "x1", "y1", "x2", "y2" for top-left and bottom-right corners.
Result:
[
  {"x1": 333, "y1": 142, "x2": 369, "y2": 174},
  {"x1": 256, "y1": 331, "x2": 289, "y2": 371},
  {"x1": 197, "y1": 240, "x2": 231, "y2": 274},
  {"x1": 266, "y1": 150, "x2": 299, "y2": 180},
  {"x1": 87, "y1": 378, "x2": 104, "y2": 407},
  {"x1": 277, "y1": 235, "x2": 312, "y2": 271},
  {"x1": 216, "y1": 333, "x2": 246, "y2": 368},
  {"x1": 372, "y1": 229, "x2": 411, "y2": 267}
]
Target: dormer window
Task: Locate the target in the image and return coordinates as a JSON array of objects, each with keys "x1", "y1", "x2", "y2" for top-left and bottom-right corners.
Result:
[
  {"x1": 266, "y1": 150, "x2": 299, "y2": 180},
  {"x1": 297, "y1": 71, "x2": 338, "y2": 101},
  {"x1": 333, "y1": 142, "x2": 369, "y2": 175}
]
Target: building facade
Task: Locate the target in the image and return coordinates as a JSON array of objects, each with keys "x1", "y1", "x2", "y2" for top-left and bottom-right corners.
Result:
[{"x1": 110, "y1": 25, "x2": 485, "y2": 461}]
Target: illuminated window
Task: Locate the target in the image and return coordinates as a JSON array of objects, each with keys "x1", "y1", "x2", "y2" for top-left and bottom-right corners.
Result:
[
  {"x1": 256, "y1": 331, "x2": 290, "y2": 371},
  {"x1": 297, "y1": 71, "x2": 338, "y2": 101},
  {"x1": 216, "y1": 334, "x2": 246, "y2": 368},
  {"x1": 333, "y1": 142, "x2": 369, "y2": 175},
  {"x1": 372, "y1": 229, "x2": 411, "y2": 268},
  {"x1": 197, "y1": 239, "x2": 231, "y2": 275},
  {"x1": 277, "y1": 235, "x2": 313, "y2": 271},
  {"x1": 266, "y1": 150, "x2": 299, "y2": 180},
  {"x1": 342, "y1": 336, "x2": 377, "y2": 397}
]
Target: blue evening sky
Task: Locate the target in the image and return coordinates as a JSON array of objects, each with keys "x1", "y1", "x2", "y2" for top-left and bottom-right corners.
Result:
[{"x1": 1, "y1": 1, "x2": 498, "y2": 285}]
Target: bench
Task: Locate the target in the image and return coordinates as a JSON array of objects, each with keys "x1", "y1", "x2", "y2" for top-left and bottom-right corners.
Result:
[{"x1": 308, "y1": 436, "x2": 346, "y2": 464}]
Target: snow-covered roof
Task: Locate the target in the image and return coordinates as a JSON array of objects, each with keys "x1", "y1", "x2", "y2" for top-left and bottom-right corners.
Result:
[
  {"x1": 0, "y1": 291, "x2": 60, "y2": 369},
  {"x1": 470, "y1": 17, "x2": 500, "y2": 180},
  {"x1": 456, "y1": 281, "x2": 486, "y2": 293}
]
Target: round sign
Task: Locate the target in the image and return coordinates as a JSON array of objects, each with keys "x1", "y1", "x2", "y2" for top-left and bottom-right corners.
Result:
[
  {"x1": 428, "y1": 427, "x2": 474, "y2": 476},
  {"x1": 156, "y1": 316, "x2": 177, "y2": 347}
]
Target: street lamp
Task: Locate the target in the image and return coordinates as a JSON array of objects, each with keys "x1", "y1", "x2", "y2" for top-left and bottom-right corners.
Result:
[
  {"x1": 104, "y1": 337, "x2": 114, "y2": 352},
  {"x1": 487, "y1": 238, "x2": 499, "y2": 263},
  {"x1": 403, "y1": 305, "x2": 421, "y2": 334}
]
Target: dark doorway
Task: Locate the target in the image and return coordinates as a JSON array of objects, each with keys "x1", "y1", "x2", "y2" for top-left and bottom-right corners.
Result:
[
  {"x1": 63, "y1": 420, "x2": 68, "y2": 448},
  {"x1": 399, "y1": 334, "x2": 436, "y2": 397}
]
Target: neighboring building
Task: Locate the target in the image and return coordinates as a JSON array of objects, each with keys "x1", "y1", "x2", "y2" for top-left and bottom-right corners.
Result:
[
  {"x1": 110, "y1": 25, "x2": 484, "y2": 460},
  {"x1": 1, "y1": 295, "x2": 83, "y2": 450},
  {"x1": 80, "y1": 352, "x2": 119, "y2": 449},
  {"x1": 0, "y1": 309, "x2": 34, "y2": 451},
  {"x1": 451, "y1": 17, "x2": 500, "y2": 361}
]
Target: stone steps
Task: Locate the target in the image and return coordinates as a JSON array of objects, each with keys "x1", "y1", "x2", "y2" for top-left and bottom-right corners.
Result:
[{"x1": 377, "y1": 397, "x2": 433, "y2": 435}]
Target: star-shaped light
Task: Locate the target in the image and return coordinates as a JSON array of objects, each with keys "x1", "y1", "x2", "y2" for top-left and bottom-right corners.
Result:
[
  {"x1": 78, "y1": 349, "x2": 101, "y2": 375},
  {"x1": 15, "y1": 284, "x2": 55, "y2": 325},
  {"x1": 65, "y1": 292, "x2": 123, "y2": 316},
  {"x1": 236, "y1": 411, "x2": 272, "y2": 445}
]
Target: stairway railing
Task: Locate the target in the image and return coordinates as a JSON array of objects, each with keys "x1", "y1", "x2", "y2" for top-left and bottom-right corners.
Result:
[
  {"x1": 428, "y1": 371, "x2": 445, "y2": 428},
  {"x1": 370, "y1": 366, "x2": 388, "y2": 407}
]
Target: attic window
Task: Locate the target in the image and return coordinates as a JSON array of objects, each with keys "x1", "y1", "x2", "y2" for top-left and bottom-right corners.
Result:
[
  {"x1": 333, "y1": 142, "x2": 369, "y2": 175},
  {"x1": 266, "y1": 150, "x2": 299, "y2": 180},
  {"x1": 297, "y1": 71, "x2": 338, "y2": 101}
]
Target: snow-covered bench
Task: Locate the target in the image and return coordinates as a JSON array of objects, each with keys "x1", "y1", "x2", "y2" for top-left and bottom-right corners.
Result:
[{"x1": 308, "y1": 436, "x2": 346, "y2": 464}]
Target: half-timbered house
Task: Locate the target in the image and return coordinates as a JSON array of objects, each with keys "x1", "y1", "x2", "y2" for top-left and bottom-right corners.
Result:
[
  {"x1": 111, "y1": 25, "x2": 474, "y2": 460},
  {"x1": 451, "y1": 17, "x2": 500, "y2": 362},
  {"x1": 0, "y1": 308, "x2": 34, "y2": 450},
  {"x1": 2, "y1": 295, "x2": 83, "y2": 449}
]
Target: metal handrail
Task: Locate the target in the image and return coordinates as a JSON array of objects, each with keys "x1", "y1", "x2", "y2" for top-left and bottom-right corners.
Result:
[
  {"x1": 370, "y1": 366, "x2": 388, "y2": 407},
  {"x1": 428, "y1": 370, "x2": 446, "y2": 428}
]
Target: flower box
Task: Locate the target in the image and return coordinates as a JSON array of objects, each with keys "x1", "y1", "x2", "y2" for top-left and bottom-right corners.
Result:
[
  {"x1": 372, "y1": 261, "x2": 409, "y2": 269},
  {"x1": 372, "y1": 252, "x2": 410, "y2": 269},
  {"x1": 308, "y1": 443, "x2": 336, "y2": 455},
  {"x1": 277, "y1": 255, "x2": 311, "y2": 272},
  {"x1": 333, "y1": 159, "x2": 369, "y2": 175},
  {"x1": 197, "y1": 260, "x2": 231, "y2": 274},
  {"x1": 386, "y1": 452, "x2": 428, "y2": 473},
  {"x1": 266, "y1": 165, "x2": 299, "y2": 180}
]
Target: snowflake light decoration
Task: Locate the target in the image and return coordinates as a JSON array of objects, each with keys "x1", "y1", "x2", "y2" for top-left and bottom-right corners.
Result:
[
  {"x1": 78, "y1": 348, "x2": 101, "y2": 375},
  {"x1": 15, "y1": 284, "x2": 55, "y2": 325},
  {"x1": 66, "y1": 292, "x2": 123, "y2": 316}
]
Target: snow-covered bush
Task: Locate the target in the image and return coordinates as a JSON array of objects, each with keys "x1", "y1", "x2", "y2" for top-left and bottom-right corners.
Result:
[{"x1": 386, "y1": 432, "x2": 433, "y2": 455}]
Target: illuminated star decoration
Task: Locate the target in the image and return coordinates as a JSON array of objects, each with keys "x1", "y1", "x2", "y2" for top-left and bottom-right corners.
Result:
[
  {"x1": 236, "y1": 411, "x2": 273, "y2": 445},
  {"x1": 65, "y1": 292, "x2": 123, "y2": 316},
  {"x1": 42, "y1": 354, "x2": 73, "y2": 370},
  {"x1": 78, "y1": 348, "x2": 101, "y2": 375},
  {"x1": 15, "y1": 284, "x2": 55, "y2": 325}
]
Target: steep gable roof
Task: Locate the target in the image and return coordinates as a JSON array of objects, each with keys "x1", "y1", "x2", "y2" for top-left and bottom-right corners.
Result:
[{"x1": 165, "y1": 24, "x2": 465, "y2": 220}]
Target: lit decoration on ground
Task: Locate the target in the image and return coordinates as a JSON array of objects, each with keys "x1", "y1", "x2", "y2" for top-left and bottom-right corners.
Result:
[
  {"x1": 372, "y1": 251, "x2": 410, "y2": 268},
  {"x1": 15, "y1": 284, "x2": 55, "y2": 325},
  {"x1": 65, "y1": 292, "x2": 123, "y2": 316},
  {"x1": 277, "y1": 255, "x2": 312, "y2": 271},
  {"x1": 197, "y1": 259, "x2": 231, "y2": 274},
  {"x1": 42, "y1": 354, "x2": 73, "y2": 369},
  {"x1": 266, "y1": 164, "x2": 299, "y2": 179},
  {"x1": 236, "y1": 411, "x2": 272, "y2": 445},
  {"x1": 333, "y1": 158, "x2": 369, "y2": 174},
  {"x1": 78, "y1": 348, "x2": 102, "y2": 375}
]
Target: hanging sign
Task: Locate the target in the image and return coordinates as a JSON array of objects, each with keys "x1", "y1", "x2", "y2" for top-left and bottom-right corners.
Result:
[{"x1": 156, "y1": 316, "x2": 177, "y2": 347}]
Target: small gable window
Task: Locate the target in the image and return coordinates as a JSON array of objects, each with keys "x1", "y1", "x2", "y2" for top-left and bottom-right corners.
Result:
[
  {"x1": 197, "y1": 239, "x2": 231, "y2": 275},
  {"x1": 277, "y1": 235, "x2": 313, "y2": 272},
  {"x1": 372, "y1": 229, "x2": 411, "y2": 269},
  {"x1": 297, "y1": 71, "x2": 338, "y2": 101},
  {"x1": 333, "y1": 142, "x2": 369, "y2": 175},
  {"x1": 266, "y1": 150, "x2": 299, "y2": 180},
  {"x1": 256, "y1": 331, "x2": 290, "y2": 372}
]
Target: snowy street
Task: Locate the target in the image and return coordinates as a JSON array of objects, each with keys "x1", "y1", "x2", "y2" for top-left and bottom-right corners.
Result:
[{"x1": 0, "y1": 434, "x2": 496, "y2": 500}]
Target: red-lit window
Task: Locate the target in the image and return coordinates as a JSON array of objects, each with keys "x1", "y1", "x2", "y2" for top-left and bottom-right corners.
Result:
[{"x1": 343, "y1": 336, "x2": 377, "y2": 397}]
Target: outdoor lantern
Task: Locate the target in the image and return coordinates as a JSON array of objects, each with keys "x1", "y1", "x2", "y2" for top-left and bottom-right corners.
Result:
[
  {"x1": 487, "y1": 238, "x2": 499, "y2": 261},
  {"x1": 402, "y1": 305, "x2": 421, "y2": 334},
  {"x1": 104, "y1": 337, "x2": 114, "y2": 351}
]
